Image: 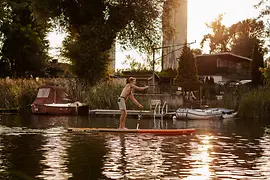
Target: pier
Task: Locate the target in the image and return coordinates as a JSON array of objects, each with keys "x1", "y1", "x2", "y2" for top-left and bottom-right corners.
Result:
[{"x1": 89, "y1": 109, "x2": 175, "y2": 119}]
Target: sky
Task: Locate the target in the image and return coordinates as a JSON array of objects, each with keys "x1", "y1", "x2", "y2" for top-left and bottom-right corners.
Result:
[{"x1": 47, "y1": 0, "x2": 268, "y2": 69}]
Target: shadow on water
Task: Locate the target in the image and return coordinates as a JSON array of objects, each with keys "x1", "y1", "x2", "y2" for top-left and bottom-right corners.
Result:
[{"x1": 0, "y1": 114, "x2": 270, "y2": 179}]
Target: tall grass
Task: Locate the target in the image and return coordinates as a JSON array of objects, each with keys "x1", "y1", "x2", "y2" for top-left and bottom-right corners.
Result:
[
  {"x1": 0, "y1": 78, "x2": 42, "y2": 111},
  {"x1": 86, "y1": 79, "x2": 124, "y2": 109},
  {"x1": 238, "y1": 86, "x2": 270, "y2": 120},
  {"x1": 0, "y1": 78, "x2": 82, "y2": 112},
  {"x1": 0, "y1": 78, "x2": 151, "y2": 112}
]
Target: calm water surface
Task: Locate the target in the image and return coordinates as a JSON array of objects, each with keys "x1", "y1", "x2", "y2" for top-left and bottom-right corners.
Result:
[{"x1": 0, "y1": 114, "x2": 270, "y2": 180}]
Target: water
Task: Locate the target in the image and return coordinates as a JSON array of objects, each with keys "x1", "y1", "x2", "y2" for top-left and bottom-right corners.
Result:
[{"x1": 0, "y1": 114, "x2": 270, "y2": 179}]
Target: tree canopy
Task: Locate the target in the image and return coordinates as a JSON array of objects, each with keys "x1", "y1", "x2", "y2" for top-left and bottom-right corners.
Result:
[
  {"x1": 252, "y1": 43, "x2": 265, "y2": 86},
  {"x1": 0, "y1": 0, "x2": 50, "y2": 77},
  {"x1": 201, "y1": 15, "x2": 268, "y2": 58},
  {"x1": 31, "y1": 0, "x2": 167, "y2": 84}
]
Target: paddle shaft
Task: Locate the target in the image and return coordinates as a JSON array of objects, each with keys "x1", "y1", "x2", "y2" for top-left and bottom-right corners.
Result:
[{"x1": 137, "y1": 110, "x2": 142, "y2": 129}]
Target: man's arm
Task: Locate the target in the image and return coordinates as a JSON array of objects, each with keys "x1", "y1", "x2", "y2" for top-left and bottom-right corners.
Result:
[
  {"x1": 129, "y1": 93, "x2": 143, "y2": 108},
  {"x1": 131, "y1": 84, "x2": 149, "y2": 91}
]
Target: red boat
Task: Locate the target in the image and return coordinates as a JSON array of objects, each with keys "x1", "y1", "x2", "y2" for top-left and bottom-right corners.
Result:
[{"x1": 31, "y1": 85, "x2": 89, "y2": 115}]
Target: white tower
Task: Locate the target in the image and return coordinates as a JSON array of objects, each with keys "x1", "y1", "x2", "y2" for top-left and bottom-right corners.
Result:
[
  {"x1": 108, "y1": 42, "x2": 116, "y2": 74},
  {"x1": 162, "y1": 0, "x2": 187, "y2": 70}
]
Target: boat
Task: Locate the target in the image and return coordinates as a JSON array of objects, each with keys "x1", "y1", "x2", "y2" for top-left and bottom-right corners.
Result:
[
  {"x1": 67, "y1": 128, "x2": 196, "y2": 135},
  {"x1": 31, "y1": 85, "x2": 89, "y2": 115},
  {"x1": 176, "y1": 108, "x2": 222, "y2": 120},
  {"x1": 176, "y1": 108, "x2": 237, "y2": 120},
  {"x1": 221, "y1": 111, "x2": 238, "y2": 119},
  {"x1": 207, "y1": 108, "x2": 237, "y2": 119}
]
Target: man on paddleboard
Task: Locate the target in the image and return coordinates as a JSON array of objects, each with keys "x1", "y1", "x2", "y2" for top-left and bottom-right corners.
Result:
[{"x1": 118, "y1": 77, "x2": 149, "y2": 129}]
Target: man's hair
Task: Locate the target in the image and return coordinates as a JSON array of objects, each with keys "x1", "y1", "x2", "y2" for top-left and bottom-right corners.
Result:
[{"x1": 127, "y1": 77, "x2": 136, "y2": 84}]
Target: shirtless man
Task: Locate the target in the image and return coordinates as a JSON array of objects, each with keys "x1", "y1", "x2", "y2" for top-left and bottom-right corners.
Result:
[{"x1": 118, "y1": 77, "x2": 149, "y2": 129}]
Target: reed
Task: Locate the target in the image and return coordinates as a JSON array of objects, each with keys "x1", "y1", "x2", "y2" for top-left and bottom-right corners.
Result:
[
  {"x1": 0, "y1": 78, "x2": 78, "y2": 111},
  {"x1": 238, "y1": 86, "x2": 270, "y2": 120},
  {"x1": 86, "y1": 79, "x2": 124, "y2": 109}
]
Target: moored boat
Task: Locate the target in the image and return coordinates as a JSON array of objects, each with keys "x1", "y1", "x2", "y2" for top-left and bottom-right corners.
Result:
[
  {"x1": 176, "y1": 108, "x2": 237, "y2": 120},
  {"x1": 31, "y1": 85, "x2": 89, "y2": 116},
  {"x1": 176, "y1": 108, "x2": 222, "y2": 120}
]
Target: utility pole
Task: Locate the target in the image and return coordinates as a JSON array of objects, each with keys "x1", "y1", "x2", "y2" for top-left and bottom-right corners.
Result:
[
  {"x1": 151, "y1": 41, "x2": 196, "y2": 93},
  {"x1": 152, "y1": 47, "x2": 155, "y2": 93}
]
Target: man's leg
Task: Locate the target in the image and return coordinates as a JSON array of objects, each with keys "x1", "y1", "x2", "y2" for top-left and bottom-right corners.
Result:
[
  {"x1": 121, "y1": 110, "x2": 127, "y2": 128},
  {"x1": 119, "y1": 110, "x2": 125, "y2": 129}
]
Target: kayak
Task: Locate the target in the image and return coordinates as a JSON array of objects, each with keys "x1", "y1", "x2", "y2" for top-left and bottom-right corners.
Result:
[{"x1": 67, "y1": 128, "x2": 196, "y2": 135}]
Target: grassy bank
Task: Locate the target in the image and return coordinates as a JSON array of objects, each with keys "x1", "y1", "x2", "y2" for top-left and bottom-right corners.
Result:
[{"x1": 3, "y1": 78, "x2": 268, "y2": 119}]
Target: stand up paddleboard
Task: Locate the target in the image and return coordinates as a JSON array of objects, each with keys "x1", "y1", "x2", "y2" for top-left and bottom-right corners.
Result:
[{"x1": 67, "y1": 128, "x2": 195, "y2": 135}]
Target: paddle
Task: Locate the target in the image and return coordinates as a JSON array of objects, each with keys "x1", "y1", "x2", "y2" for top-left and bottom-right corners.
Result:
[{"x1": 137, "y1": 110, "x2": 142, "y2": 129}]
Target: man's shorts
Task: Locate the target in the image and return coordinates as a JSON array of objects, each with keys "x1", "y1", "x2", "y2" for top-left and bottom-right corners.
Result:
[{"x1": 118, "y1": 97, "x2": 126, "y2": 110}]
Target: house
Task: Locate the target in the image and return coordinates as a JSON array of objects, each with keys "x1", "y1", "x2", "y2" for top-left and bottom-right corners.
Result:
[
  {"x1": 196, "y1": 52, "x2": 252, "y2": 83},
  {"x1": 46, "y1": 59, "x2": 73, "y2": 78}
]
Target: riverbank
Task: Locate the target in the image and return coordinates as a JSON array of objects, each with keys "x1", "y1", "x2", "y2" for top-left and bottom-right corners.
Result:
[{"x1": 0, "y1": 78, "x2": 269, "y2": 121}]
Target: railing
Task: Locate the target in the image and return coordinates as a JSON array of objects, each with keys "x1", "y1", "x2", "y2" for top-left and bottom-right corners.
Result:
[{"x1": 153, "y1": 101, "x2": 168, "y2": 129}]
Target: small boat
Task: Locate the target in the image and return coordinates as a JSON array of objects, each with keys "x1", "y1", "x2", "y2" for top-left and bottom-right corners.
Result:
[
  {"x1": 176, "y1": 108, "x2": 237, "y2": 120},
  {"x1": 176, "y1": 108, "x2": 222, "y2": 120},
  {"x1": 221, "y1": 111, "x2": 238, "y2": 119},
  {"x1": 67, "y1": 128, "x2": 196, "y2": 135},
  {"x1": 31, "y1": 85, "x2": 89, "y2": 116},
  {"x1": 207, "y1": 108, "x2": 237, "y2": 119}
]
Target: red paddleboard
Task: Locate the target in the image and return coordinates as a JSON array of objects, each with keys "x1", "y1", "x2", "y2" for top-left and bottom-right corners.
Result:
[{"x1": 67, "y1": 128, "x2": 195, "y2": 135}]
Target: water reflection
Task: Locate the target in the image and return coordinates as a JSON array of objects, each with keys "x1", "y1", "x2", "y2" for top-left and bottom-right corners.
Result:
[
  {"x1": 0, "y1": 135, "x2": 6, "y2": 173},
  {"x1": 102, "y1": 134, "x2": 165, "y2": 179},
  {"x1": 1, "y1": 114, "x2": 270, "y2": 179},
  {"x1": 184, "y1": 135, "x2": 213, "y2": 180},
  {"x1": 255, "y1": 132, "x2": 270, "y2": 177},
  {"x1": 37, "y1": 127, "x2": 72, "y2": 180}
]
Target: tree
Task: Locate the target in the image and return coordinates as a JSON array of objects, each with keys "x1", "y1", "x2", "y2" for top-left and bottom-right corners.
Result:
[
  {"x1": 252, "y1": 43, "x2": 265, "y2": 87},
  {"x1": 31, "y1": 0, "x2": 167, "y2": 85},
  {"x1": 230, "y1": 19, "x2": 268, "y2": 58},
  {"x1": 200, "y1": 14, "x2": 231, "y2": 53},
  {"x1": 201, "y1": 15, "x2": 268, "y2": 59},
  {"x1": 0, "y1": 0, "x2": 49, "y2": 77},
  {"x1": 256, "y1": 0, "x2": 270, "y2": 22},
  {"x1": 174, "y1": 43, "x2": 199, "y2": 86},
  {"x1": 192, "y1": 48, "x2": 203, "y2": 56},
  {"x1": 122, "y1": 54, "x2": 152, "y2": 71}
]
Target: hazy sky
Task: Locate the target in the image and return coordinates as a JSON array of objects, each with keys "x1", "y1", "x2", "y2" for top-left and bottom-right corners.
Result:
[{"x1": 47, "y1": 0, "x2": 268, "y2": 69}]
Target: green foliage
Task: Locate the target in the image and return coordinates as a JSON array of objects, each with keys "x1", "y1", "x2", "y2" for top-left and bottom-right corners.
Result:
[
  {"x1": 230, "y1": 19, "x2": 268, "y2": 58},
  {"x1": 31, "y1": 0, "x2": 166, "y2": 84},
  {"x1": 0, "y1": 0, "x2": 50, "y2": 78},
  {"x1": 201, "y1": 15, "x2": 268, "y2": 58},
  {"x1": 86, "y1": 79, "x2": 124, "y2": 109},
  {"x1": 174, "y1": 43, "x2": 199, "y2": 86},
  {"x1": 192, "y1": 48, "x2": 203, "y2": 56},
  {"x1": 122, "y1": 54, "x2": 152, "y2": 71},
  {"x1": 0, "y1": 78, "x2": 42, "y2": 110},
  {"x1": 200, "y1": 14, "x2": 231, "y2": 53},
  {"x1": 158, "y1": 68, "x2": 177, "y2": 77},
  {"x1": 251, "y1": 43, "x2": 265, "y2": 87},
  {"x1": 256, "y1": 0, "x2": 270, "y2": 21},
  {"x1": 0, "y1": 78, "x2": 85, "y2": 110},
  {"x1": 238, "y1": 87, "x2": 270, "y2": 120}
]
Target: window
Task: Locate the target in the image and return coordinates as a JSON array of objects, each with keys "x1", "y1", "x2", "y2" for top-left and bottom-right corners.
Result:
[{"x1": 37, "y1": 88, "x2": 50, "y2": 98}]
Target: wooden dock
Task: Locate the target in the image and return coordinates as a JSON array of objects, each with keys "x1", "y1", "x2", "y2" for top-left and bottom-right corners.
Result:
[{"x1": 89, "y1": 109, "x2": 175, "y2": 119}]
